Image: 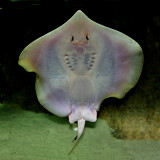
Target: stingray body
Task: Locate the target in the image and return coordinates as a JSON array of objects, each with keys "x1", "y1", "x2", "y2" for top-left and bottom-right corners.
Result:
[{"x1": 18, "y1": 10, "x2": 143, "y2": 154}]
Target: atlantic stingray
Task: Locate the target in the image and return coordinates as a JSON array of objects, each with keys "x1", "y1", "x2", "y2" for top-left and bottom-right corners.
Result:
[{"x1": 18, "y1": 10, "x2": 143, "y2": 154}]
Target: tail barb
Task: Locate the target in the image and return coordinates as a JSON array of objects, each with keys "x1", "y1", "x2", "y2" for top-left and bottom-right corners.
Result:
[{"x1": 68, "y1": 119, "x2": 85, "y2": 155}]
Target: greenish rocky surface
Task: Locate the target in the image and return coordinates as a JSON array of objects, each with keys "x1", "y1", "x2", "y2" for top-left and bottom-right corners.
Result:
[{"x1": 0, "y1": 104, "x2": 160, "y2": 160}]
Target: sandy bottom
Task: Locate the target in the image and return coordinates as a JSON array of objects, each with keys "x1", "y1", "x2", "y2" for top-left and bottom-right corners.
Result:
[{"x1": 0, "y1": 104, "x2": 160, "y2": 160}]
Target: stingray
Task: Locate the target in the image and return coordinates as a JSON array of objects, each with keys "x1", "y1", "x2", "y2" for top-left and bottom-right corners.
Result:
[{"x1": 18, "y1": 10, "x2": 143, "y2": 154}]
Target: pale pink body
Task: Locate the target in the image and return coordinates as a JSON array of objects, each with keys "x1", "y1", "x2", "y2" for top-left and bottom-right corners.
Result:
[{"x1": 18, "y1": 10, "x2": 143, "y2": 154}]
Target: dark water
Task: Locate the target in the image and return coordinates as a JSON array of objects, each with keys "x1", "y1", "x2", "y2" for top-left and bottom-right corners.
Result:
[{"x1": 0, "y1": 0, "x2": 160, "y2": 139}]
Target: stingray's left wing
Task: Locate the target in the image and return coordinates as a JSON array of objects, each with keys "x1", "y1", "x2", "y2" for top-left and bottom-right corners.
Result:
[{"x1": 18, "y1": 27, "x2": 73, "y2": 117}]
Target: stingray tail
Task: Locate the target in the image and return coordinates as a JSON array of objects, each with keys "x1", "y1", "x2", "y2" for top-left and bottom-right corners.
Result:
[{"x1": 68, "y1": 119, "x2": 85, "y2": 155}]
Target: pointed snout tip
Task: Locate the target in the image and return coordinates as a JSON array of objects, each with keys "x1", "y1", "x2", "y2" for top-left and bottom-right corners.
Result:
[
  {"x1": 76, "y1": 10, "x2": 84, "y2": 15},
  {"x1": 74, "y1": 10, "x2": 86, "y2": 18},
  {"x1": 69, "y1": 10, "x2": 90, "y2": 24}
]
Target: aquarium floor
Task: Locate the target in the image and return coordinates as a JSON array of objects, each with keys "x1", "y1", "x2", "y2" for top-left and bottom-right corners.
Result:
[{"x1": 0, "y1": 104, "x2": 160, "y2": 160}]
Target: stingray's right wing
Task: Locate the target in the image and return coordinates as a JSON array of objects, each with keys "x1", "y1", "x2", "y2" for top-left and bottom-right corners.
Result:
[{"x1": 92, "y1": 25, "x2": 143, "y2": 105}]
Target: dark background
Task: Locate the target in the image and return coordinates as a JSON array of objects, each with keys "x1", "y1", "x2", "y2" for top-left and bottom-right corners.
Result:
[{"x1": 0, "y1": 0, "x2": 160, "y2": 139}]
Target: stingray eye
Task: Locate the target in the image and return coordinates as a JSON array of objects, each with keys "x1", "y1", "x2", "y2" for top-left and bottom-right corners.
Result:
[
  {"x1": 86, "y1": 35, "x2": 89, "y2": 40},
  {"x1": 71, "y1": 36, "x2": 74, "y2": 41}
]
